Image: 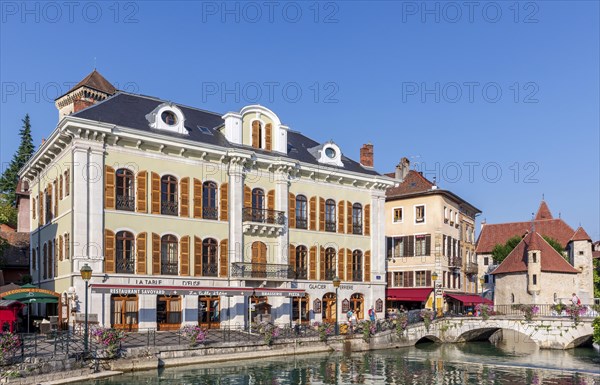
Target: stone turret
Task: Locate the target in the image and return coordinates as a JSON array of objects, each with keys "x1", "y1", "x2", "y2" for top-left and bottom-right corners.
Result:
[
  {"x1": 567, "y1": 227, "x2": 593, "y2": 303},
  {"x1": 526, "y1": 232, "x2": 542, "y2": 297},
  {"x1": 55, "y1": 70, "x2": 116, "y2": 120}
]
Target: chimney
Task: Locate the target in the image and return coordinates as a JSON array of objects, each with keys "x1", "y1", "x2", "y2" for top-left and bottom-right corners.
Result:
[
  {"x1": 395, "y1": 157, "x2": 410, "y2": 182},
  {"x1": 360, "y1": 143, "x2": 374, "y2": 168}
]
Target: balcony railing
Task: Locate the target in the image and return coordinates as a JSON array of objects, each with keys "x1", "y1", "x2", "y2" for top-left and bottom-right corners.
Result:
[
  {"x1": 464, "y1": 262, "x2": 478, "y2": 274},
  {"x1": 352, "y1": 223, "x2": 362, "y2": 235},
  {"x1": 116, "y1": 259, "x2": 135, "y2": 274},
  {"x1": 161, "y1": 262, "x2": 178, "y2": 275},
  {"x1": 352, "y1": 270, "x2": 363, "y2": 282},
  {"x1": 116, "y1": 195, "x2": 135, "y2": 211},
  {"x1": 242, "y1": 208, "x2": 285, "y2": 225},
  {"x1": 296, "y1": 218, "x2": 308, "y2": 229},
  {"x1": 449, "y1": 257, "x2": 462, "y2": 270},
  {"x1": 324, "y1": 269, "x2": 336, "y2": 280},
  {"x1": 231, "y1": 262, "x2": 292, "y2": 279},
  {"x1": 325, "y1": 221, "x2": 336, "y2": 232},
  {"x1": 291, "y1": 269, "x2": 308, "y2": 280},
  {"x1": 161, "y1": 201, "x2": 178, "y2": 216},
  {"x1": 203, "y1": 207, "x2": 218, "y2": 220},
  {"x1": 202, "y1": 263, "x2": 218, "y2": 277}
]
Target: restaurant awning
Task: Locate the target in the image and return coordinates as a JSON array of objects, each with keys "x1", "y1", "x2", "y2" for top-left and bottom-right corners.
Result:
[
  {"x1": 386, "y1": 288, "x2": 432, "y2": 302},
  {"x1": 1, "y1": 284, "x2": 60, "y2": 304},
  {"x1": 445, "y1": 293, "x2": 493, "y2": 305}
]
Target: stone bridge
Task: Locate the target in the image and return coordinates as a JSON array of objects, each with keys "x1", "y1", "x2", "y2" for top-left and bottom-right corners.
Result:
[{"x1": 376, "y1": 317, "x2": 595, "y2": 350}]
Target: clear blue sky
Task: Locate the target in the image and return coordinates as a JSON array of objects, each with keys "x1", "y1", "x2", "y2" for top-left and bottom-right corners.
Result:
[{"x1": 1, "y1": 1, "x2": 599, "y2": 239}]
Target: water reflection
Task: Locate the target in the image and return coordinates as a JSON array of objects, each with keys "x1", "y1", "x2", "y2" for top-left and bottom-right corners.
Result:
[{"x1": 76, "y1": 344, "x2": 600, "y2": 385}]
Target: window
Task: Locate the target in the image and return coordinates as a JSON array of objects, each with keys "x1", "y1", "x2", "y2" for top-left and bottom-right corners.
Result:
[
  {"x1": 116, "y1": 169, "x2": 135, "y2": 211},
  {"x1": 252, "y1": 120, "x2": 263, "y2": 149},
  {"x1": 532, "y1": 252, "x2": 537, "y2": 263},
  {"x1": 198, "y1": 296, "x2": 220, "y2": 328},
  {"x1": 296, "y1": 195, "x2": 308, "y2": 229},
  {"x1": 64, "y1": 233, "x2": 70, "y2": 260},
  {"x1": 415, "y1": 271, "x2": 428, "y2": 287},
  {"x1": 350, "y1": 293, "x2": 364, "y2": 319},
  {"x1": 352, "y1": 203, "x2": 363, "y2": 235},
  {"x1": 325, "y1": 199, "x2": 336, "y2": 232},
  {"x1": 392, "y1": 271, "x2": 403, "y2": 287},
  {"x1": 111, "y1": 294, "x2": 138, "y2": 331},
  {"x1": 449, "y1": 209, "x2": 453, "y2": 225},
  {"x1": 321, "y1": 293, "x2": 336, "y2": 323},
  {"x1": 415, "y1": 235, "x2": 427, "y2": 256},
  {"x1": 161, "y1": 175, "x2": 178, "y2": 215},
  {"x1": 578, "y1": 251, "x2": 584, "y2": 255},
  {"x1": 32, "y1": 198, "x2": 36, "y2": 219},
  {"x1": 532, "y1": 274, "x2": 537, "y2": 285},
  {"x1": 161, "y1": 111, "x2": 177, "y2": 125},
  {"x1": 161, "y1": 235, "x2": 178, "y2": 275},
  {"x1": 292, "y1": 295, "x2": 310, "y2": 324},
  {"x1": 64, "y1": 170, "x2": 70, "y2": 197},
  {"x1": 202, "y1": 181, "x2": 218, "y2": 220},
  {"x1": 45, "y1": 189, "x2": 52, "y2": 223},
  {"x1": 31, "y1": 248, "x2": 37, "y2": 271},
  {"x1": 352, "y1": 250, "x2": 363, "y2": 281},
  {"x1": 483, "y1": 257, "x2": 489, "y2": 266},
  {"x1": 444, "y1": 206, "x2": 448, "y2": 223},
  {"x1": 324, "y1": 247, "x2": 336, "y2": 280},
  {"x1": 202, "y1": 238, "x2": 218, "y2": 277},
  {"x1": 415, "y1": 205, "x2": 425, "y2": 223},
  {"x1": 157, "y1": 295, "x2": 181, "y2": 330},
  {"x1": 511, "y1": 293, "x2": 515, "y2": 303},
  {"x1": 116, "y1": 231, "x2": 135, "y2": 273},
  {"x1": 251, "y1": 188, "x2": 264, "y2": 222},
  {"x1": 295, "y1": 245, "x2": 308, "y2": 279},
  {"x1": 393, "y1": 207, "x2": 403, "y2": 223}
]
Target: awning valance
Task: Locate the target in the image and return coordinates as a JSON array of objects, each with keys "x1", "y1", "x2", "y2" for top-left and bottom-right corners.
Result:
[
  {"x1": 91, "y1": 284, "x2": 306, "y2": 298},
  {"x1": 386, "y1": 288, "x2": 432, "y2": 302},
  {"x1": 445, "y1": 293, "x2": 493, "y2": 305},
  {"x1": 1, "y1": 284, "x2": 60, "y2": 304}
]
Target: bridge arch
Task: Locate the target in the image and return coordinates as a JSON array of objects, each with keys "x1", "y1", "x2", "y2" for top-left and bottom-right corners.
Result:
[
  {"x1": 565, "y1": 334, "x2": 594, "y2": 349},
  {"x1": 455, "y1": 327, "x2": 501, "y2": 343},
  {"x1": 415, "y1": 335, "x2": 442, "y2": 344}
]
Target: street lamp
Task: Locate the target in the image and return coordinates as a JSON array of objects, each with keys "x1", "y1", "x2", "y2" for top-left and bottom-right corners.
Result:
[
  {"x1": 431, "y1": 272, "x2": 439, "y2": 317},
  {"x1": 332, "y1": 276, "x2": 341, "y2": 335},
  {"x1": 80, "y1": 263, "x2": 92, "y2": 355}
]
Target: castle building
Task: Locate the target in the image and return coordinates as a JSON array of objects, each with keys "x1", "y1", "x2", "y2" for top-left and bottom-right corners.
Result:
[{"x1": 20, "y1": 70, "x2": 393, "y2": 330}]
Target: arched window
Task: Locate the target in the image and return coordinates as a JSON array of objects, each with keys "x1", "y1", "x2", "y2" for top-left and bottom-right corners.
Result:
[
  {"x1": 161, "y1": 175, "x2": 178, "y2": 215},
  {"x1": 251, "y1": 188, "x2": 265, "y2": 222},
  {"x1": 350, "y1": 293, "x2": 364, "y2": 319},
  {"x1": 161, "y1": 234, "x2": 178, "y2": 275},
  {"x1": 202, "y1": 181, "x2": 218, "y2": 220},
  {"x1": 325, "y1": 247, "x2": 336, "y2": 280},
  {"x1": 325, "y1": 199, "x2": 336, "y2": 232},
  {"x1": 295, "y1": 245, "x2": 308, "y2": 279},
  {"x1": 322, "y1": 293, "x2": 336, "y2": 323},
  {"x1": 292, "y1": 294, "x2": 310, "y2": 324},
  {"x1": 352, "y1": 250, "x2": 363, "y2": 282},
  {"x1": 42, "y1": 243, "x2": 47, "y2": 279},
  {"x1": 31, "y1": 248, "x2": 37, "y2": 271},
  {"x1": 352, "y1": 203, "x2": 363, "y2": 235},
  {"x1": 116, "y1": 231, "x2": 135, "y2": 274},
  {"x1": 511, "y1": 293, "x2": 515, "y2": 303},
  {"x1": 296, "y1": 195, "x2": 308, "y2": 229},
  {"x1": 202, "y1": 238, "x2": 218, "y2": 277},
  {"x1": 116, "y1": 169, "x2": 135, "y2": 211}
]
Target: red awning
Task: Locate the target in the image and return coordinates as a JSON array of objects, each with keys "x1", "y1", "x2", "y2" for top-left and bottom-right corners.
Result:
[
  {"x1": 386, "y1": 288, "x2": 432, "y2": 302},
  {"x1": 445, "y1": 293, "x2": 493, "y2": 305}
]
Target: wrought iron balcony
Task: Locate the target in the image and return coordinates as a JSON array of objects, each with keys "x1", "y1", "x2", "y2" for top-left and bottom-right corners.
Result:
[
  {"x1": 116, "y1": 259, "x2": 135, "y2": 274},
  {"x1": 352, "y1": 224, "x2": 363, "y2": 235},
  {"x1": 324, "y1": 269, "x2": 336, "y2": 280},
  {"x1": 161, "y1": 201, "x2": 178, "y2": 216},
  {"x1": 231, "y1": 262, "x2": 292, "y2": 280},
  {"x1": 352, "y1": 270, "x2": 363, "y2": 282},
  {"x1": 202, "y1": 263, "x2": 218, "y2": 277},
  {"x1": 290, "y1": 269, "x2": 308, "y2": 280},
  {"x1": 203, "y1": 207, "x2": 218, "y2": 220},
  {"x1": 161, "y1": 262, "x2": 178, "y2": 275},
  {"x1": 116, "y1": 195, "x2": 135, "y2": 211},
  {"x1": 464, "y1": 262, "x2": 479, "y2": 275},
  {"x1": 296, "y1": 218, "x2": 308, "y2": 229},
  {"x1": 325, "y1": 221, "x2": 336, "y2": 232},
  {"x1": 449, "y1": 257, "x2": 462, "y2": 270},
  {"x1": 243, "y1": 208, "x2": 285, "y2": 225}
]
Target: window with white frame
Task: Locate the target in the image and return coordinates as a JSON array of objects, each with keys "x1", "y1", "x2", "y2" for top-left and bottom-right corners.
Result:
[
  {"x1": 393, "y1": 207, "x2": 403, "y2": 223},
  {"x1": 415, "y1": 205, "x2": 425, "y2": 223}
]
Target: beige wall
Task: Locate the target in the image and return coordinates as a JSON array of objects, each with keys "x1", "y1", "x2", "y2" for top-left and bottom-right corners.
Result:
[{"x1": 494, "y1": 272, "x2": 578, "y2": 306}]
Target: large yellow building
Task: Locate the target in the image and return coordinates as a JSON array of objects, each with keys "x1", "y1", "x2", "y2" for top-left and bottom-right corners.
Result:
[{"x1": 20, "y1": 71, "x2": 393, "y2": 330}]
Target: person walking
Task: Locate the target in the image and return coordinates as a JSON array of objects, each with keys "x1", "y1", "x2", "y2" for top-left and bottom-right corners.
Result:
[
  {"x1": 368, "y1": 306, "x2": 376, "y2": 322},
  {"x1": 571, "y1": 293, "x2": 581, "y2": 306}
]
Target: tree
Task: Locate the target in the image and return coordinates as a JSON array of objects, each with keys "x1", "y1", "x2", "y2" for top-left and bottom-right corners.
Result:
[
  {"x1": 542, "y1": 236, "x2": 566, "y2": 261},
  {"x1": 0, "y1": 114, "x2": 35, "y2": 206},
  {"x1": 491, "y1": 234, "x2": 565, "y2": 264},
  {"x1": 0, "y1": 197, "x2": 18, "y2": 228}
]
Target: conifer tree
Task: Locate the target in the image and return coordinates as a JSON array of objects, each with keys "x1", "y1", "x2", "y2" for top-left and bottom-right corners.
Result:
[{"x1": 0, "y1": 114, "x2": 35, "y2": 206}]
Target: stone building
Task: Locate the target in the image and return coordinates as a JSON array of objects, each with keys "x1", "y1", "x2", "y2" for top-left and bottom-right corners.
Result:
[{"x1": 19, "y1": 70, "x2": 393, "y2": 330}]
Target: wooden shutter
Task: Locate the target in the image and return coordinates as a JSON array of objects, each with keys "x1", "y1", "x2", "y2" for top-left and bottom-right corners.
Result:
[
  {"x1": 364, "y1": 204, "x2": 371, "y2": 236},
  {"x1": 39, "y1": 191, "x2": 43, "y2": 226},
  {"x1": 220, "y1": 182, "x2": 228, "y2": 221},
  {"x1": 137, "y1": 171, "x2": 147, "y2": 213},
  {"x1": 194, "y1": 236, "x2": 202, "y2": 276},
  {"x1": 180, "y1": 178, "x2": 189, "y2": 217},
  {"x1": 338, "y1": 201, "x2": 344, "y2": 233},
  {"x1": 288, "y1": 193, "x2": 296, "y2": 228},
  {"x1": 309, "y1": 196, "x2": 317, "y2": 230},
  {"x1": 136, "y1": 232, "x2": 147, "y2": 274},
  {"x1": 289, "y1": 244, "x2": 296, "y2": 272},
  {"x1": 105, "y1": 166, "x2": 115, "y2": 210},
  {"x1": 387, "y1": 272, "x2": 393, "y2": 286},
  {"x1": 53, "y1": 239, "x2": 57, "y2": 277},
  {"x1": 346, "y1": 201, "x2": 352, "y2": 234},
  {"x1": 104, "y1": 229, "x2": 115, "y2": 273},
  {"x1": 193, "y1": 178, "x2": 202, "y2": 218},
  {"x1": 309, "y1": 246, "x2": 317, "y2": 280},
  {"x1": 407, "y1": 236, "x2": 414, "y2": 257},
  {"x1": 426, "y1": 270, "x2": 432, "y2": 287},
  {"x1": 338, "y1": 248, "x2": 344, "y2": 281},
  {"x1": 265, "y1": 123, "x2": 272, "y2": 151},
  {"x1": 59, "y1": 176, "x2": 63, "y2": 200},
  {"x1": 267, "y1": 189, "x2": 275, "y2": 211},
  {"x1": 252, "y1": 121, "x2": 260, "y2": 148},
  {"x1": 244, "y1": 185, "x2": 252, "y2": 208},
  {"x1": 345, "y1": 249, "x2": 352, "y2": 282},
  {"x1": 364, "y1": 250, "x2": 371, "y2": 282},
  {"x1": 151, "y1": 172, "x2": 160, "y2": 214},
  {"x1": 54, "y1": 180, "x2": 58, "y2": 216},
  {"x1": 58, "y1": 235, "x2": 63, "y2": 261},
  {"x1": 152, "y1": 233, "x2": 160, "y2": 274},
  {"x1": 319, "y1": 198, "x2": 325, "y2": 231},
  {"x1": 425, "y1": 235, "x2": 431, "y2": 256},
  {"x1": 220, "y1": 239, "x2": 229, "y2": 277},
  {"x1": 319, "y1": 246, "x2": 325, "y2": 280},
  {"x1": 180, "y1": 236, "x2": 190, "y2": 276}
]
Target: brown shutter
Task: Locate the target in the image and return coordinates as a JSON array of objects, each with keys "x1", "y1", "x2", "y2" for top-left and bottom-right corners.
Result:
[
  {"x1": 220, "y1": 182, "x2": 228, "y2": 221},
  {"x1": 180, "y1": 236, "x2": 190, "y2": 276},
  {"x1": 346, "y1": 201, "x2": 353, "y2": 234},
  {"x1": 39, "y1": 191, "x2": 43, "y2": 226},
  {"x1": 309, "y1": 196, "x2": 317, "y2": 230},
  {"x1": 152, "y1": 233, "x2": 160, "y2": 274},
  {"x1": 58, "y1": 235, "x2": 63, "y2": 261},
  {"x1": 137, "y1": 171, "x2": 147, "y2": 213},
  {"x1": 53, "y1": 239, "x2": 57, "y2": 277},
  {"x1": 54, "y1": 180, "x2": 58, "y2": 216},
  {"x1": 252, "y1": 121, "x2": 260, "y2": 148},
  {"x1": 426, "y1": 270, "x2": 432, "y2": 287},
  {"x1": 338, "y1": 201, "x2": 344, "y2": 233},
  {"x1": 65, "y1": 233, "x2": 69, "y2": 260},
  {"x1": 136, "y1": 232, "x2": 147, "y2": 274},
  {"x1": 289, "y1": 244, "x2": 296, "y2": 272},
  {"x1": 338, "y1": 248, "x2": 344, "y2": 281},
  {"x1": 319, "y1": 246, "x2": 325, "y2": 281},
  {"x1": 319, "y1": 198, "x2": 325, "y2": 231},
  {"x1": 364, "y1": 250, "x2": 371, "y2": 282},
  {"x1": 193, "y1": 178, "x2": 202, "y2": 218},
  {"x1": 288, "y1": 193, "x2": 296, "y2": 228},
  {"x1": 180, "y1": 177, "x2": 189, "y2": 217},
  {"x1": 345, "y1": 249, "x2": 352, "y2": 282},
  {"x1": 104, "y1": 229, "x2": 115, "y2": 273},
  {"x1": 267, "y1": 189, "x2": 275, "y2": 211},
  {"x1": 151, "y1": 172, "x2": 160, "y2": 214},
  {"x1": 59, "y1": 176, "x2": 63, "y2": 200},
  {"x1": 244, "y1": 185, "x2": 252, "y2": 208},
  {"x1": 309, "y1": 246, "x2": 317, "y2": 280},
  {"x1": 265, "y1": 123, "x2": 272, "y2": 151},
  {"x1": 364, "y1": 204, "x2": 371, "y2": 236},
  {"x1": 194, "y1": 236, "x2": 202, "y2": 276},
  {"x1": 220, "y1": 239, "x2": 228, "y2": 277},
  {"x1": 105, "y1": 165, "x2": 115, "y2": 210}
]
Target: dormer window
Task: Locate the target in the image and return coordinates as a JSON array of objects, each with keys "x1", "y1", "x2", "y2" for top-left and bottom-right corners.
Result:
[
  {"x1": 161, "y1": 111, "x2": 177, "y2": 125},
  {"x1": 146, "y1": 103, "x2": 186, "y2": 135},
  {"x1": 325, "y1": 147, "x2": 336, "y2": 159},
  {"x1": 309, "y1": 142, "x2": 344, "y2": 167}
]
